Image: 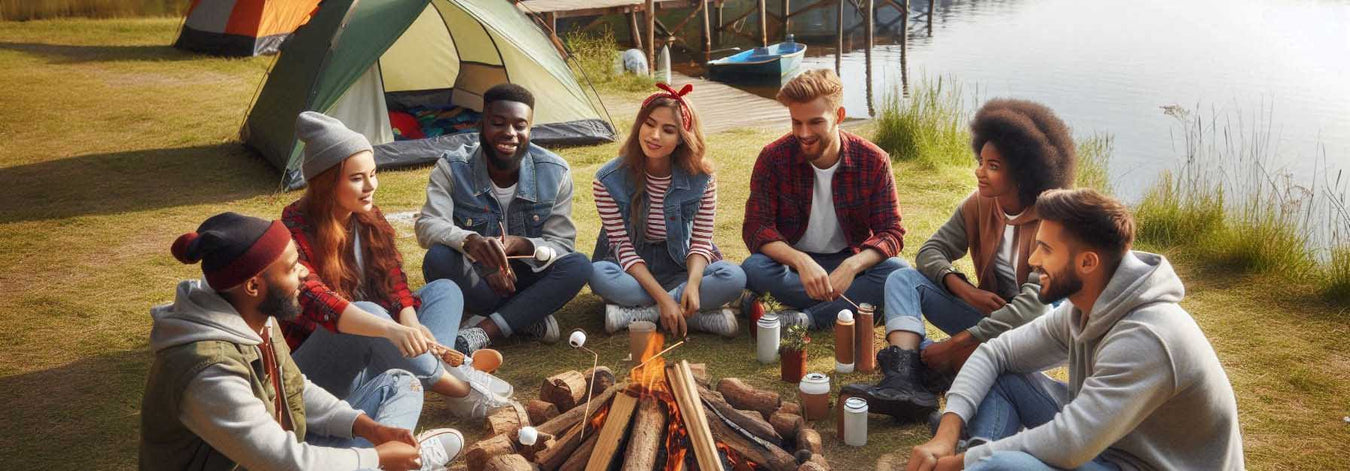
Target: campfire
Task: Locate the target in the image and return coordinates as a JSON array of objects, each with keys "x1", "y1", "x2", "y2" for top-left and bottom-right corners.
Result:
[{"x1": 464, "y1": 333, "x2": 831, "y2": 471}]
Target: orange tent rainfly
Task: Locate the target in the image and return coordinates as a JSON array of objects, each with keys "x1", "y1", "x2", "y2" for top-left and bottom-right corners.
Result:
[{"x1": 174, "y1": 0, "x2": 321, "y2": 56}]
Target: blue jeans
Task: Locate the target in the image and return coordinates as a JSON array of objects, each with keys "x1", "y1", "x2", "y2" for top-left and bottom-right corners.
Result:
[
  {"x1": 305, "y1": 370, "x2": 423, "y2": 450},
  {"x1": 882, "y1": 267, "x2": 985, "y2": 338},
  {"x1": 741, "y1": 251, "x2": 907, "y2": 329},
  {"x1": 962, "y1": 374, "x2": 1118, "y2": 471},
  {"x1": 590, "y1": 260, "x2": 747, "y2": 309},
  {"x1": 423, "y1": 245, "x2": 592, "y2": 337},
  {"x1": 292, "y1": 280, "x2": 464, "y2": 397}
]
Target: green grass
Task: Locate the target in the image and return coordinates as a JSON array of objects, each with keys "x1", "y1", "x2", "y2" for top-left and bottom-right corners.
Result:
[
  {"x1": 564, "y1": 28, "x2": 655, "y2": 97},
  {"x1": 1076, "y1": 133, "x2": 1114, "y2": 193},
  {"x1": 1, "y1": 17, "x2": 1349, "y2": 470},
  {"x1": 873, "y1": 76, "x2": 972, "y2": 168}
]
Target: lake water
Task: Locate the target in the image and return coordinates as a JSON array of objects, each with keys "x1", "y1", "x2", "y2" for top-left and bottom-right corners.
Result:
[{"x1": 713, "y1": 0, "x2": 1350, "y2": 201}]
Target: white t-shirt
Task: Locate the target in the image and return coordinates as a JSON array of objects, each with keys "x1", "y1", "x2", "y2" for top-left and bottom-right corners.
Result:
[
  {"x1": 994, "y1": 210, "x2": 1022, "y2": 293},
  {"x1": 491, "y1": 181, "x2": 517, "y2": 233},
  {"x1": 352, "y1": 221, "x2": 365, "y2": 273},
  {"x1": 793, "y1": 160, "x2": 849, "y2": 254}
]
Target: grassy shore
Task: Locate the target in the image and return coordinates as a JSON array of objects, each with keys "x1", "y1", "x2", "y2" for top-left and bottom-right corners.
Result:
[{"x1": 1, "y1": 18, "x2": 1348, "y2": 470}]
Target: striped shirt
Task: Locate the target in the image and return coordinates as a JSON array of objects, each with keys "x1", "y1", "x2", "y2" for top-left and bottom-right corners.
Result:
[{"x1": 593, "y1": 172, "x2": 718, "y2": 271}]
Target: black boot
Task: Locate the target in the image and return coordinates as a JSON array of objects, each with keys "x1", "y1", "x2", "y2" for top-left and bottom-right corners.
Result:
[{"x1": 840, "y1": 346, "x2": 938, "y2": 422}]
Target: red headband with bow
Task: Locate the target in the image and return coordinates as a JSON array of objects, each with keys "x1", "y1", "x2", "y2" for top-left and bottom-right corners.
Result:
[{"x1": 640, "y1": 82, "x2": 694, "y2": 131}]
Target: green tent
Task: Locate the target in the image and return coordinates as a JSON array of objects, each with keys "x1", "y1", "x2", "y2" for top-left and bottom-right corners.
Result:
[{"x1": 242, "y1": 0, "x2": 615, "y2": 188}]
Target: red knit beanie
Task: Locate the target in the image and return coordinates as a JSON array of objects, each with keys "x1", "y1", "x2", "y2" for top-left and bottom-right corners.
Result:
[{"x1": 171, "y1": 212, "x2": 291, "y2": 290}]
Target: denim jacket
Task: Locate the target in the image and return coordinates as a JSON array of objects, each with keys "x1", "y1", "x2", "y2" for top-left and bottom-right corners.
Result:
[
  {"x1": 592, "y1": 157, "x2": 719, "y2": 268},
  {"x1": 415, "y1": 143, "x2": 577, "y2": 271}
]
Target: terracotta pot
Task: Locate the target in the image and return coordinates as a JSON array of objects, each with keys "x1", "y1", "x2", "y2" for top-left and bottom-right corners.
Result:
[{"x1": 780, "y1": 348, "x2": 807, "y2": 383}]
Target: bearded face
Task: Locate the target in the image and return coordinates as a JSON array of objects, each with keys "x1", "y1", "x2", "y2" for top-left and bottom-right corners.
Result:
[{"x1": 258, "y1": 280, "x2": 302, "y2": 322}]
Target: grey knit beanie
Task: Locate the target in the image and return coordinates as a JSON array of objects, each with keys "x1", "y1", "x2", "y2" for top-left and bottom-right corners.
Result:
[{"x1": 296, "y1": 111, "x2": 373, "y2": 181}]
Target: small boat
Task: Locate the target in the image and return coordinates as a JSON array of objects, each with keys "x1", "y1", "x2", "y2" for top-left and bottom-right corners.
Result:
[{"x1": 707, "y1": 37, "x2": 807, "y2": 82}]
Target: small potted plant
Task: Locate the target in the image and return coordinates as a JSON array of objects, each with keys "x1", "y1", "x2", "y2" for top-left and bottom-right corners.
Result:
[
  {"x1": 747, "y1": 293, "x2": 784, "y2": 340},
  {"x1": 779, "y1": 324, "x2": 810, "y2": 383}
]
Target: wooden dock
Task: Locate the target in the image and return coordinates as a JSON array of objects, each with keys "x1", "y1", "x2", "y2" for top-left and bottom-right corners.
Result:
[{"x1": 613, "y1": 72, "x2": 789, "y2": 135}]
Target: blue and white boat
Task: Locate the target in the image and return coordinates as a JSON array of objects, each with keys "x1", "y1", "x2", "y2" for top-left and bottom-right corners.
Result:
[{"x1": 707, "y1": 35, "x2": 807, "y2": 82}]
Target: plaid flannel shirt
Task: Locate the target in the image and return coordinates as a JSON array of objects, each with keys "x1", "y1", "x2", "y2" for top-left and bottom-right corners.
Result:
[
  {"x1": 742, "y1": 130, "x2": 906, "y2": 257},
  {"x1": 280, "y1": 201, "x2": 420, "y2": 350}
]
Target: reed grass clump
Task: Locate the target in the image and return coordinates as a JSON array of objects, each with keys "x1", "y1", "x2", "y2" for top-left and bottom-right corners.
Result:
[
  {"x1": 564, "y1": 29, "x2": 655, "y2": 94},
  {"x1": 874, "y1": 76, "x2": 972, "y2": 168},
  {"x1": 1076, "y1": 133, "x2": 1114, "y2": 193}
]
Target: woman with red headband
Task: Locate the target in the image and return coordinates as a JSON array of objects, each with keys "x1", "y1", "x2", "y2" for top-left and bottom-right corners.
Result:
[{"x1": 589, "y1": 83, "x2": 746, "y2": 338}]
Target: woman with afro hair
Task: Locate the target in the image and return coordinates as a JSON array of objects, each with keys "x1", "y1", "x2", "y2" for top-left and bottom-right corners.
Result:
[{"x1": 841, "y1": 99, "x2": 1077, "y2": 422}]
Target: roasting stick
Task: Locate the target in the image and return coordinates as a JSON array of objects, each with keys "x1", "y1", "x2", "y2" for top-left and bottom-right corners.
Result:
[
  {"x1": 567, "y1": 329, "x2": 601, "y2": 440},
  {"x1": 838, "y1": 292, "x2": 862, "y2": 311}
]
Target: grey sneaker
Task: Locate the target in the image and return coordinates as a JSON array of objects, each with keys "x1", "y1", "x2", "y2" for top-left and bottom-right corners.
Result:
[
  {"x1": 448, "y1": 362, "x2": 514, "y2": 398},
  {"x1": 771, "y1": 310, "x2": 812, "y2": 331},
  {"x1": 416, "y1": 428, "x2": 464, "y2": 470},
  {"x1": 443, "y1": 384, "x2": 514, "y2": 420},
  {"x1": 522, "y1": 314, "x2": 561, "y2": 344},
  {"x1": 687, "y1": 308, "x2": 738, "y2": 338},
  {"x1": 454, "y1": 327, "x2": 491, "y2": 354},
  {"x1": 603, "y1": 304, "x2": 659, "y2": 334}
]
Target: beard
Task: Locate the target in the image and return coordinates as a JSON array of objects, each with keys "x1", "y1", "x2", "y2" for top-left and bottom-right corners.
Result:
[
  {"x1": 1036, "y1": 267, "x2": 1084, "y2": 305},
  {"x1": 258, "y1": 286, "x2": 302, "y2": 322},
  {"x1": 481, "y1": 132, "x2": 528, "y2": 171}
]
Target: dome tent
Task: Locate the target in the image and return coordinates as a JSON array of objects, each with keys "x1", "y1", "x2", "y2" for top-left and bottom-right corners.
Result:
[
  {"x1": 174, "y1": 0, "x2": 321, "y2": 56},
  {"x1": 241, "y1": 0, "x2": 615, "y2": 189}
]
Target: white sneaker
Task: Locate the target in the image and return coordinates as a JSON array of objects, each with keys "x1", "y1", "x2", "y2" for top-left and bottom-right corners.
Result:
[
  {"x1": 444, "y1": 382, "x2": 516, "y2": 420},
  {"x1": 416, "y1": 428, "x2": 464, "y2": 470},
  {"x1": 687, "y1": 308, "x2": 739, "y2": 338},
  {"x1": 772, "y1": 310, "x2": 812, "y2": 331},
  {"x1": 448, "y1": 362, "x2": 514, "y2": 398},
  {"x1": 603, "y1": 304, "x2": 659, "y2": 334},
  {"x1": 522, "y1": 314, "x2": 561, "y2": 344}
]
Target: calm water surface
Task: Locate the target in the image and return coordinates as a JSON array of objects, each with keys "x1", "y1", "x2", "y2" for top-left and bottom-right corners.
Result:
[{"x1": 745, "y1": 0, "x2": 1350, "y2": 200}]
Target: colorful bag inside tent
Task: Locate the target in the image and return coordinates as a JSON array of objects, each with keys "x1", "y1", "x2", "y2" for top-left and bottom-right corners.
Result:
[
  {"x1": 241, "y1": 0, "x2": 616, "y2": 189},
  {"x1": 174, "y1": 0, "x2": 321, "y2": 56}
]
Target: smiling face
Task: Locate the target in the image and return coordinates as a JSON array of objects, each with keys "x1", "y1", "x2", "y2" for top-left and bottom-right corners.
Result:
[
  {"x1": 1028, "y1": 219, "x2": 1087, "y2": 304},
  {"x1": 335, "y1": 151, "x2": 377, "y2": 215},
  {"x1": 481, "y1": 100, "x2": 533, "y2": 170},
  {"x1": 639, "y1": 105, "x2": 683, "y2": 162},
  {"x1": 975, "y1": 141, "x2": 1019, "y2": 201},
  {"x1": 786, "y1": 96, "x2": 845, "y2": 163}
]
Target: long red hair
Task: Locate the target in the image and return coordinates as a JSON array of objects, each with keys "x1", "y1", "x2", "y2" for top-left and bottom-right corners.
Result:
[
  {"x1": 621, "y1": 96, "x2": 711, "y2": 237},
  {"x1": 302, "y1": 161, "x2": 404, "y2": 302}
]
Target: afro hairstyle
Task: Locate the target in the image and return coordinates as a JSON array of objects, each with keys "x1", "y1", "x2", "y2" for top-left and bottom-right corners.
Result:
[
  {"x1": 483, "y1": 83, "x2": 535, "y2": 109},
  {"x1": 970, "y1": 99, "x2": 1077, "y2": 207}
]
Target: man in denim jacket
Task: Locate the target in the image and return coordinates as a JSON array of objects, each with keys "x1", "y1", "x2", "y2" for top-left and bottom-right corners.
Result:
[{"x1": 415, "y1": 84, "x2": 591, "y2": 354}]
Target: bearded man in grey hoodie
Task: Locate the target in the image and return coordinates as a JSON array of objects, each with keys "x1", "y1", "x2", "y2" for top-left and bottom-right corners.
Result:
[
  {"x1": 140, "y1": 212, "x2": 463, "y2": 471},
  {"x1": 907, "y1": 189, "x2": 1243, "y2": 471}
]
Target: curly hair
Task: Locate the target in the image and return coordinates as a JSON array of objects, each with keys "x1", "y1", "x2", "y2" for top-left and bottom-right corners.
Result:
[{"x1": 970, "y1": 99, "x2": 1077, "y2": 207}]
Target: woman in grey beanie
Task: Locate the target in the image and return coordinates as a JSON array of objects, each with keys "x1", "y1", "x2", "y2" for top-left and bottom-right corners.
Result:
[{"x1": 281, "y1": 111, "x2": 515, "y2": 421}]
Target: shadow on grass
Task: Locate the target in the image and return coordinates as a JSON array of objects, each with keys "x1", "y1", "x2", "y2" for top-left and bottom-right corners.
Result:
[
  {"x1": 0, "y1": 41, "x2": 197, "y2": 63},
  {"x1": 0, "y1": 144, "x2": 281, "y2": 224},
  {"x1": 0, "y1": 348, "x2": 150, "y2": 469}
]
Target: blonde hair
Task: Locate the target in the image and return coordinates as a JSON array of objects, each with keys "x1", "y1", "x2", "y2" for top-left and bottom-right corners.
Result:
[{"x1": 776, "y1": 69, "x2": 844, "y2": 109}]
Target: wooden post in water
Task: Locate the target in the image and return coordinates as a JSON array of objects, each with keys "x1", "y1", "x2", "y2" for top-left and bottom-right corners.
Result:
[
  {"x1": 715, "y1": 2, "x2": 724, "y2": 47},
  {"x1": 646, "y1": 0, "x2": 656, "y2": 77},
  {"x1": 835, "y1": 0, "x2": 844, "y2": 75},
  {"x1": 901, "y1": 0, "x2": 909, "y2": 48},
  {"x1": 865, "y1": 0, "x2": 875, "y2": 116},
  {"x1": 702, "y1": 0, "x2": 712, "y2": 63},
  {"x1": 927, "y1": 0, "x2": 935, "y2": 34},
  {"x1": 629, "y1": 10, "x2": 643, "y2": 51},
  {"x1": 782, "y1": 0, "x2": 791, "y2": 39},
  {"x1": 759, "y1": 0, "x2": 768, "y2": 46}
]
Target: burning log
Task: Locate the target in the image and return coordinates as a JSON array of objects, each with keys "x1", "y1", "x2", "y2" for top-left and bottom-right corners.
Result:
[
  {"x1": 796, "y1": 428, "x2": 824, "y2": 455},
  {"x1": 558, "y1": 434, "x2": 599, "y2": 471},
  {"x1": 585, "y1": 391, "x2": 640, "y2": 471},
  {"x1": 703, "y1": 404, "x2": 798, "y2": 471},
  {"x1": 717, "y1": 378, "x2": 782, "y2": 421},
  {"x1": 536, "y1": 383, "x2": 618, "y2": 436},
  {"x1": 541, "y1": 370, "x2": 589, "y2": 412},
  {"x1": 485, "y1": 402, "x2": 531, "y2": 438},
  {"x1": 526, "y1": 400, "x2": 560, "y2": 425},
  {"x1": 485, "y1": 454, "x2": 538, "y2": 471},
  {"x1": 671, "y1": 361, "x2": 724, "y2": 471},
  {"x1": 769, "y1": 411, "x2": 805, "y2": 441},
  {"x1": 621, "y1": 395, "x2": 668, "y2": 471},
  {"x1": 697, "y1": 385, "x2": 781, "y2": 444},
  {"x1": 584, "y1": 366, "x2": 616, "y2": 400}
]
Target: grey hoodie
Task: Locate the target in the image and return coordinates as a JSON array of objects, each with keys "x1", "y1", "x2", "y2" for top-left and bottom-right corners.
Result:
[
  {"x1": 149, "y1": 279, "x2": 378, "y2": 470},
  {"x1": 945, "y1": 252, "x2": 1243, "y2": 470}
]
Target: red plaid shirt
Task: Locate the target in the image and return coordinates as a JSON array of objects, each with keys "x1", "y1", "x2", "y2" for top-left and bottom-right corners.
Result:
[
  {"x1": 742, "y1": 131, "x2": 906, "y2": 257},
  {"x1": 280, "y1": 201, "x2": 420, "y2": 350}
]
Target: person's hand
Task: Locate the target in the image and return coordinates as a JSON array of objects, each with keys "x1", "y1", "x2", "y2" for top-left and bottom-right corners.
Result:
[
  {"x1": 658, "y1": 297, "x2": 687, "y2": 338},
  {"x1": 933, "y1": 454, "x2": 964, "y2": 471},
  {"x1": 502, "y1": 235, "x2": 533, "y2": 257},
  {"x1": 353, "y1": 415, "x2": 417, "y2": 447},
  {"x1": 383, "y1": 322, "x2": 430, "y2": 358},
  {"x1": 906, "y1": 436, "x2": 958, "y2": 471},
  {"x1": 680, "y1": 284, "x2": 702, "y2": 316},
  {"x1": 375, "y1": 440, "x2": 422, "y2": 471},
  {"x1": 922, "y1": 331, "x2": 981, "y2": 375},
  {"x1": 464, "y1": 233, "x2": 510, "y2": 274},
  {"x1": 827, "y1": 265, "x2": 859, "y2": 301},
  {"x1": 795, "y1": 256, "x2": 833, "y2": 301},
  {"x1": 484, "y1": 270, "x2": 517, "y2": 297},
  {"x1": 958, "y1": 285, "x2": 1007, "y2": 316}
]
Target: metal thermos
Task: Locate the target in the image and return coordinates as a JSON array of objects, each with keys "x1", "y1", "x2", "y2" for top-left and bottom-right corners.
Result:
[
  {"x1": 756, "y1": 314, "x2": 780, "y2": 364},
  {"x1": 856, "y1": 303, "x2": 877, "y2": 372},
  {"x1": 798, "y1": 372, "x2": 831, "y2": 421},
  {"x1": 843, "y1": 397, "x2": 868, "y2": 447},
  {"x1": 834, "y1": 309, "x2": 855, "y2": 373}
]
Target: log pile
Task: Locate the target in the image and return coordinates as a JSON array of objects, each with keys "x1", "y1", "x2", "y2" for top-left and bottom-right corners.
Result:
[{"x1": 465, "y1": 363, "x2": 833, "y2": 471}]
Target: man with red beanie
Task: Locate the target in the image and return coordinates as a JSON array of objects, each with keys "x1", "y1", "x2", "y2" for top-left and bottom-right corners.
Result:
[{"x1": 139, "y1": 212, "x2": 463, "y2": 471}]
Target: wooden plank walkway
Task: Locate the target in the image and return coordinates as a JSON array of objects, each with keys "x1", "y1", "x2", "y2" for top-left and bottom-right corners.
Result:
[{"x1": 663, "y1": 72, "x2": 790, "y2": 134}]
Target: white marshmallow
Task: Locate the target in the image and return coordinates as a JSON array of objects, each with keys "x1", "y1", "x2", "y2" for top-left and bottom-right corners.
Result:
[
  {"x1": 837, "y1": 309, "x2": 854, "y2": 323},
  {"x1": 568, "y1": 330, "x2": 587, "y2": 348},
  {"x1": 518, "y1": 426, "x2": 538, "y2": 446}
]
